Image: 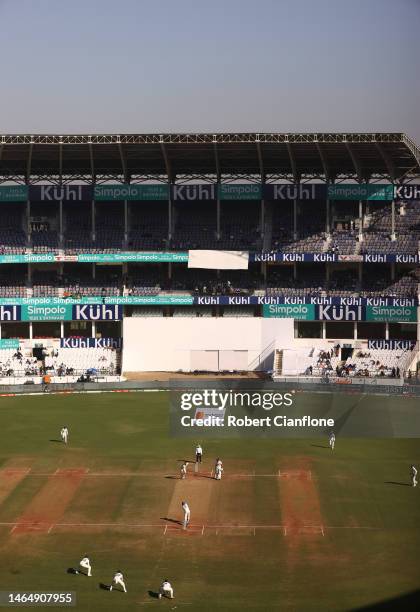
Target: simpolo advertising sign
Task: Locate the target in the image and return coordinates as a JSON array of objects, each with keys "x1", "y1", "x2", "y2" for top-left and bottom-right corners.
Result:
[
  {"x1": 262, "y1": 304, "x2": 315, "y2": 320},
  {"x1": 0, "y1": 339, "x2": 20, "y2": 349},
  {"x1": 366, "y1": 305, "x2": 417, "y2": 322},
  {"x1": 76, "y1": 252, "x2": 189, "y2": 263},
  {"x1": 94, "y1": 184, "x2": 169, "y2": 201},
  {"x1": 327, "y1": 184, "x2": 394, "y2": 201},
  {"x1": 219, "y1": 184, "x2": 262, "y2": 200},
  {"x1": 21, "y1": 304, "x2": 74, "y2": 321},
  {"x1": 0, "y1": 185, "x2": 28, "y2": 202},
  {"x1": 19, "y1": 304, "x2": 123, "y2": 321}
]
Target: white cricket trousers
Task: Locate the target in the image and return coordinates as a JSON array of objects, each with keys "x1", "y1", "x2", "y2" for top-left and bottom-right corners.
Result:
[
  {"x1": 111, "y1": 578, "x2": 127, "y2": 592},
  {"x1": 160, "y1": 586, "x2": 174, "y2": 599},
  {"x1": 80, "y1": 560, "x2": 91, "y2": 576}
]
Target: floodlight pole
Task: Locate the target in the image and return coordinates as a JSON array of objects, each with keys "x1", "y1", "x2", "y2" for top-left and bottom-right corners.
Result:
[
  {"x1": 256, "y1": 141, "x2": 265, "y2": 243},
  {"x1": 26, "y1": 196, "x2": 31, "y2": 249},
  {"x1": 58, "y1": 143, "x2": 63, "y2": 246},
  {"x1": 391, "y1": 199, "x2": 396, "y2": 241},
  {"x1": 160, "y1": 141, "x2": 172, "y2": 244},
  {"x1": 59, "y1": 200, "x2": 63, "y2": 247},
  {"x1": 344, "y1": 142, "x2": 365, "y2": 244},
  {"x1": 89, "y1": 142, "x2": 96, "y2": 242},
  {"x1": 326, "y1": 198, "x2": 330, "y2": 236},
  {"x1": 118, "y1": 142, "x2": 129, "y2": 247},
  {"x1": 25, "y1": 143, "x2": 33, "y2": 251},
  {"x1": 286, "y1": 142, "x2": 299, "y2": 240},
  {"x1": 213, "y1": 140, "x2": 221, "y2": 240},
  {"x1": 91, "y1": 200, "x2": 96, "y2": 241},
  {"x1": 124, "y1": 199, "x2": 128, "y2": 246},
  {"x1": 315, "y1": 142, "x2": 331, "y2": 237}
]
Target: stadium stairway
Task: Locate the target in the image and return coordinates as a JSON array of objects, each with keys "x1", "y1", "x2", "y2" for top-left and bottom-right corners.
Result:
[{"x1": 274, "y1": 349, "x2": 283, "y2": 375}]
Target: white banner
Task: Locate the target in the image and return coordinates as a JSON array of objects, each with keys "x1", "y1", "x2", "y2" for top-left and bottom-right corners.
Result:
[{"x1": 188, "y1": 250, "x2": 249, "y2": 270}]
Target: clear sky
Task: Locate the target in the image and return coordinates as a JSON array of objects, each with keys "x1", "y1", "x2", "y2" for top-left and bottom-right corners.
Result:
[{"x1": 0, "y1": 0, "x2": 419, "y2": 141}]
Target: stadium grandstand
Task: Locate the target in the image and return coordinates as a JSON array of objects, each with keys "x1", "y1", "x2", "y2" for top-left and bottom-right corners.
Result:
[{"x1": 0, "y1": 132, "x2": 419, "y2": 385}]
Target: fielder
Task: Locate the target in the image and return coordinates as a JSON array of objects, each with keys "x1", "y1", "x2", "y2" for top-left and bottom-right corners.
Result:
[
  {"x1": 159, "y1": 579, "x2": 174, "y2": 599},
  {"x1": 181, "y1": 500, "x2": 190, "y2": 528},
  {"x1": 60, "y1": 426, "x2": 69, "y2": 444},
  {"x1": 329, "y1": 431, "x2": 335, "y2": 451},
  {"x1": 109, "y1": 570, "x2": 127, "y2": 593},
  {"x1": 411, "y1": 465, "x2": 418, "y2": 487},
  {"x1": 180, "y1": 461, "x2": 188, "y2": 479},
  {"x1": 79, "y1": 556, "x2": 92, "y2": 577},
  {"x1": 215, "y1": 458, "x2": 223, "y2": 480}
]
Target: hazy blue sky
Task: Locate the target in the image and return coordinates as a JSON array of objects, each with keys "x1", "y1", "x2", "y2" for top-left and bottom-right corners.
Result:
[{"x1": 0, "y1": 0, "x2": 419, "y2": 140}]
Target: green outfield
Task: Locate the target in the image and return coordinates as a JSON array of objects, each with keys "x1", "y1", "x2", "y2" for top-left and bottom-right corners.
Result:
[{"x1": 0, "y1": 390, "x2": 419, "y2": 611}]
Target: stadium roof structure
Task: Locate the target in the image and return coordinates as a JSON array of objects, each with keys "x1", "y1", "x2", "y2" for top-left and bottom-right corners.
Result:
[{"x1": 0, "y1": 132, "x2": 419, "y2": 185}]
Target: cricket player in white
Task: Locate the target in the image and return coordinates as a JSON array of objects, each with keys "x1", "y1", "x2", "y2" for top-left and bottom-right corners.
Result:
[
  {"x1": 61, "y1": 426, "x2": 69, "y2": 444},
  {"x1": 329, "y1": 431, "x2": 335, "y2": 451},
  {"x1": 195, "y1": 444, "x2": 203, "y2": 463},
  {"x1": 159, "y1": 579, "x2": 174, "y2": 599},
  {"x1": 411, "y1": 465, "x2": 418, "y2": 487},
  {"x1": 215, "y1": 458, "x2": 223, "y2": 480},
  {"x1": 79, "y1": 556, "x2": 92, "y2": 577},
  {"x1": 180, "y1": 462, "x2": 188, "y2": 479},
  {"x1": 182, "y1": 500, "x2": 190, "y2": 528},
  {"x1": 110, "y1": 570, "x2": 127, "y2": 593}
]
